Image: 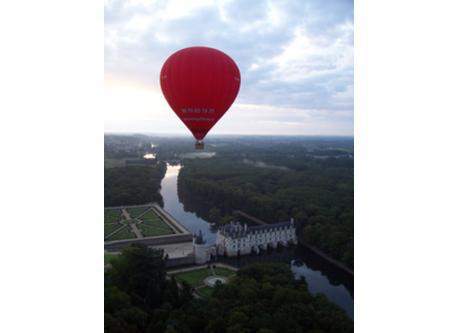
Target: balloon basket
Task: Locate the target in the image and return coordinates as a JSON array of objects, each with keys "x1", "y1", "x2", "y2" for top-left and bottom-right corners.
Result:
[{"x1": 195, "y1": 141, "x2": 205, "y2": 150}]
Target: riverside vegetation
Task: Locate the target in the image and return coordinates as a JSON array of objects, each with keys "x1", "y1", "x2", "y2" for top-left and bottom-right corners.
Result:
[
  {"x1": 105, "y1": 244, "x2": 353, "y2": 333},
  {"x1": 179, "y1": 138, "x2": 353, "y2": 268}
]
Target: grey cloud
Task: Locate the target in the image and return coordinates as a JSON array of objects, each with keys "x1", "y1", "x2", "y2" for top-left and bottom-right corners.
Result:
[{"x1": 105, "y1": 0, "x2": 353, "y2": 135}]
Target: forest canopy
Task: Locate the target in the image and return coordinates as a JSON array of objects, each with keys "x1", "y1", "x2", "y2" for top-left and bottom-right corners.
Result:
[
  {"x1": 105, "y1": 244, "x2": 353, "y2": 333},
  {"x1": 104, "y1": 163, "x2": 166, "y2": 207},
  {"x1": 179, "y1": 146, "x2": 353, "y2": 268}
]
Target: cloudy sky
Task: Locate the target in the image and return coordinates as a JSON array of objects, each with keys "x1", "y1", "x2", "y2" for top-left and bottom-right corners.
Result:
[{"x1": 105, "y1": 0, "x2": 353, "y2": 136}]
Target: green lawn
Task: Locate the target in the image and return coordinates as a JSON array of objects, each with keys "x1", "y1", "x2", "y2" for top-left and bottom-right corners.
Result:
[
  {"x1": 174, "y1": 268, "x2": 212, "y2": 287},
  {"x1": 124, "y1": 218, "x2": 140, "y2": 225},
  {"x1": 104, "y1": 223, "x2": 122, "y2": 237},
  {"x1": 138, "y1": 223, "x2": 174, "y2": 237},
  {"x1": 104, "y1": 206, "x2": 175, "y2": 239},
  {"x1": 139, "y1": 210, "x2": 175, "y2": 236},
  {"x1": 213, "y1": 267, "x2": 236, "y2": 277},
  {"x1": 196, "y1": 286, "x2": 214, "y2": 298},
  {"x1": 104, "y1": 253, "x2": 118, "y2": 265},
  {"x1": 106, "y1": 226, "x2": 136, "y2": 241},
  {"x1": 173, "y1": 266, "x2": 236, "y2": 297},
  {"x1": 141, "y1": 210, "x2": 164, "y2": 223},
  {"x1": 126, "y1": 206, "x2": 151, "y2": 219},
  {"x1": 104, "y1": 209, "x2": 123, "y2": 223}
]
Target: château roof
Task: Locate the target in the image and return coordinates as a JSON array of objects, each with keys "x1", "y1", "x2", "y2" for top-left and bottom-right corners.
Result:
[{"x1": 219, "y1": 221, "x2": 293, "y2": 239}]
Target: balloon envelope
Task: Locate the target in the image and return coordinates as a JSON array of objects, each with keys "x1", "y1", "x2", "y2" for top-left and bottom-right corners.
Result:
[{"x1": 160, "y1": 46, "x2": 241, "y2": 141}]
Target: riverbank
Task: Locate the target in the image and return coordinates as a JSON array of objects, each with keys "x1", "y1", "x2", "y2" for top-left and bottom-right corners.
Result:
[
  {"x1": 298, "y1": 236, "x2": 353, "y2": 276},
  {"x1": 233, "y1": 209, "x2": 353, "y2": 276},
  {"x1": 159, "y1": 162, "x2": 354, "y2": 318}
]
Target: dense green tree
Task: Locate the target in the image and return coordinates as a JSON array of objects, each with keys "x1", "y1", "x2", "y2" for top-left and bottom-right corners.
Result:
[
  {"x1": 208, "y1": 207, "x2": 221, "y2": 223},
  {"x1": 105, "y1": 247, "x2": 353, "y2": 333},
  {"x1": 105, "y1": 245, "x2": 193, "y2": 333},
  {"x1": 104, "y1": 163, "x2": 166, "y2": 206},
  {"x1": 176, "y1": 263, "x2": 353, "y2": 333},
  {"x1": 104, "y1": 136, "x2": 354, "y2": 332},
  {"x1": 178, "y1": 150, "x2": 353, "y2": 268}
]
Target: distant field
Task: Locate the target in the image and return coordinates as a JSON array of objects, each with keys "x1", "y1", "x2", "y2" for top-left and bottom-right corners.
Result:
[
  {"x1": 106, "y1": 226, "x2": 135, "y2": 241},
  {"x1": 126, "y1": 206, "x2": 150, "y2": 218},
  {"x1": 104, "y1": 209, "x2": 123, "y2": 223},
  {"x1": 180, "y1": 152, "x2": 216, "y2": 159},
  {"x1": 104, "y1": 158, "x2": 125, "y2": 168}
]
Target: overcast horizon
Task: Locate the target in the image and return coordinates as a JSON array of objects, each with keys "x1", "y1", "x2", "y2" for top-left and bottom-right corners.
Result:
[
  {"x1": 104, "y1": 131, "x2": 354, "y2": 136},
  {"x1": 105, "y1": 0, "x2": 353, "y2": 136}
]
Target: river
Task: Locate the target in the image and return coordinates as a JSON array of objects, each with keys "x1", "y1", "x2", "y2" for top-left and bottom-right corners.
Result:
[{"x1": 160, "y1": 163, "x2": 354, "y2": 318}]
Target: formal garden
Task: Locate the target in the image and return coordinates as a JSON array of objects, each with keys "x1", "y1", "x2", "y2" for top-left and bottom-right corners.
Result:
[
  {"x1": 171, "y1": 265, "x2": 237, "y2": 298},
  {"x1": 104, "y1": 205, "x2": 176, "y2": 241}
]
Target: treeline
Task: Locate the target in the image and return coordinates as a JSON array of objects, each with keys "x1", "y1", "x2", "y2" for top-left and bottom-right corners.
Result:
[
  {"x1": 179, "y1": 153, "x2": 353, "y2": 268},
  {"x1": 104, "y1": 134, "x2": 154, "y2": 159},
  {"x1": 105, "y1": 244, "x2": 353, "y2": 333},
  {"x1": 104, "y1": 163, "x2": 166, "y2": 207},
  {"x1": 105, "y1": 245, "x2": 194, "y2": 333}
]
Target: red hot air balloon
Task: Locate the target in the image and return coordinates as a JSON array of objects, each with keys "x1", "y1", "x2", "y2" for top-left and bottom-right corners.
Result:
[{"x1": 160, "y1": 46, "x2": 241, "y2": 149}]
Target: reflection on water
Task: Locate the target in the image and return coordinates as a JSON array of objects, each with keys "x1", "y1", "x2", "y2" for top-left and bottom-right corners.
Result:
[
  {"x1": 160, "y1": 164, "x2": 217, "y2": 244},
  {"x1": 163, "y1": 164, "x2": 181, "y2": 178},
  {"x1": 291, "y1": 263, "x2": 353, "y2": 317},
  {"x1": 159, "y1": 163, "x2": 353, "y2": 318}
]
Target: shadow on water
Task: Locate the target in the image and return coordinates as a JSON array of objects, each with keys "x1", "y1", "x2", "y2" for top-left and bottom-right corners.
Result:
[
  {"x1": 216, "y1": 245, "x2": 354, "y2": 318},
  {"x1": 292, "y1": 246, "x2": 353, "y2": 296},
  {"x1": 177, "y1": 180, "x2": 215, "y2": 222},
  {"x1": 160, "y1": 164, "x2": 217, "y2": 243}
]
